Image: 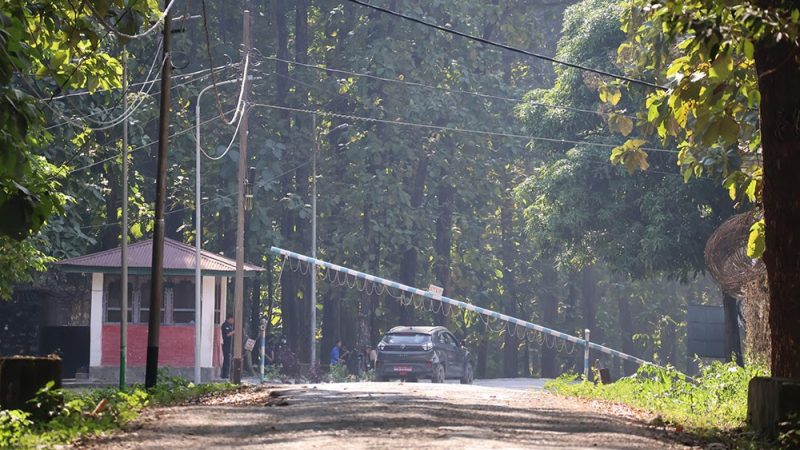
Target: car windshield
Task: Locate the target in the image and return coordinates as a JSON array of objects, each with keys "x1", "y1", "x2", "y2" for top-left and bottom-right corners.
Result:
[{"x1": 383, "y1": 333, "x2": 431, "y2": 344}]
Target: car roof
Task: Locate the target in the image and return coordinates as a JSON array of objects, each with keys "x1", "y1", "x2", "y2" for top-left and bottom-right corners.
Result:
[{"x1": 386, "y1": 326, "x2": 449, "y2": 335}]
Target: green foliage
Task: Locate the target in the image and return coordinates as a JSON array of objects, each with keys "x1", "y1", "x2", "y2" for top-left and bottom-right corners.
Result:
[
  {"x1": 262, "y1": 363, "x2": 283, "y2": 382},
  {"x1": 546, "y1": 361, "x2": 768, "y2": 430},
  {"x1": 0, "y1": 409, "x2": 32, "y2": 448},
  {"x1": 0, "y1": 234, "x2": 53, "y2": 299},
  {"x1": 516, "y1": 0, "x2": 733, "y2": 280},
  {"x1": 0, "y1": 373, "x2": 234, "y2": 447},
  {"x1": 327, "y1": 363, "x2": 349, "y2": 383},
  {"x1": 0, "y1": 0, "x2": 158, "y2": 296}
]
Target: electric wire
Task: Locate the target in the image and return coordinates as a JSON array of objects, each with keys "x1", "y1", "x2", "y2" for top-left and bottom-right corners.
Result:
[
  {"x1": 254, "y1": 52, "x2": 630, "y2": 120},
  {"x1": 247, "y1": 102, "x2": 679, "y2": 154},
  {"x1": 68, "y1": 106, "x2": 238, "y2": 174},
  {"x1": 76, "y1": 158, "x2": 312, "y2": 231},
  {"x1": 87, "y1": 0, "x2": 178, "y2": 40},
  {"x1": 44, "y1": 62, "x2": 239, "y2": 101},
  {"x1": 343, "y1": 0, "x2": 666, "y2": 91},
  {"x1": 44, "y1": 62, "x2": 239, "y2": 131},
  {"x1": 201, "y1": 0, "x2": 239, "y2": 124}
]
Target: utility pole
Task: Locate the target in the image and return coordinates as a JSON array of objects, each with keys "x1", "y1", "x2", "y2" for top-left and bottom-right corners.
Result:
[
  {"x1": 120, "y1": 45, "x2": 129, "y2": 390},
  {"x1": 145, "y1": 0, "x2": 173, "y2": 389},
  {"x1": 231, "y1": 8, "x2": 251, "y2": 384},
  {"x1": 310, "y1": 115, "x2": 318, "y2": 366}
]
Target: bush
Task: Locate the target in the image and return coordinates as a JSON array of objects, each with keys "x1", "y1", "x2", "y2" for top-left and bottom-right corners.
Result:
[
  {"x1": 0, "y1": 373, "x2": 234, "y2": 447},
  {"x1": 546, "y1": 361, "x2": 768, "y2": 430},
  {"x1": 327, "y1": 364, "x2": 349, "y2": 383}
]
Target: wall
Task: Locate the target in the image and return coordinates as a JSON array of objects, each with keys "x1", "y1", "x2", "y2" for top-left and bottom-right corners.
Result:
[{"x1": 101, "y1": 324, "x2": 195, "y2": 367}]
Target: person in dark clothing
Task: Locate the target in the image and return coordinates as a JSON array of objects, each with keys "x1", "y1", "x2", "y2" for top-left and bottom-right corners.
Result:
[{"x1": 221, "y1": 314, "x2": 234, "y2": 378}]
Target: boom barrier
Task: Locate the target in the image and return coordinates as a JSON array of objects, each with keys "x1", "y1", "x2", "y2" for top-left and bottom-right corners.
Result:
[{"x1": 271, "y1": 246, "x2": 656, "y2": 377}]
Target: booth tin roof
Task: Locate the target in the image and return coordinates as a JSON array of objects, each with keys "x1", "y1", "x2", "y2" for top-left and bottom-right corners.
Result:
[{"x1": 56, "y1": 238, "x2": 264, "y2": 277}]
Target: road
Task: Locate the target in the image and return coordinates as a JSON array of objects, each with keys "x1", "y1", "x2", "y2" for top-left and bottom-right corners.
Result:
[{"x1": 82, "y1": 379, "x2": 696, "y2": 449}]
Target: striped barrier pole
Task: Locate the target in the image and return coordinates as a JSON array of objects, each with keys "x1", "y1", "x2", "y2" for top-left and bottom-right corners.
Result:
[
  {"x1": 583, "y1": 329, "x2": 590, "y2": 380},
  {"x1": 271, "y1": 246, "x2": 656, "y2": 370}
]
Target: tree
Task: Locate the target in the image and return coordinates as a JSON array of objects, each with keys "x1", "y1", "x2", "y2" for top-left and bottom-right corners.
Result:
[
  {"x1": 0, "y1": 0, "x2": 157, "y2": 298},
  {"x1": 613, "y1": 0, "x2": 800, "y2": 378}
]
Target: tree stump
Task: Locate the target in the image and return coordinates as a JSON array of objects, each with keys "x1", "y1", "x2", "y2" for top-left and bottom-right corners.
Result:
[
  {"x1": 747, "y1": 376, "x2": 800, "y2": 439},
  {"x1": 0, "y1": 355, "x2": 62, "y2": 411}
]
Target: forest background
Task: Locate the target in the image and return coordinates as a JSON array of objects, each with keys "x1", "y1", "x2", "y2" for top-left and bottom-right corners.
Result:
[{"x1": 2, "y1": 0, "x2": 739, "y2": 378}]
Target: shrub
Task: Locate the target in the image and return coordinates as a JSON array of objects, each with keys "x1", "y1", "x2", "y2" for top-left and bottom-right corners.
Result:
[
  {"x1": 0, "y1": 373, "x2": 234, "y2": 447},
  {"x1": 546, "y1": 361, "x2": 768, "y2": 430}
]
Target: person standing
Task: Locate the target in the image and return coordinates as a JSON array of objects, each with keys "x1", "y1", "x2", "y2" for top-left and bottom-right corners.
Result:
[
  {"x1": 330, "y1": 339, "x2": 342, "y2": 366},
  {"x1": 221, "y1": 314, "x2": 234, "y2": 378}
]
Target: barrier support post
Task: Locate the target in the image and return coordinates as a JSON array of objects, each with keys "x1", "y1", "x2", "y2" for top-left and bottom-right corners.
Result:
[
  {"x1": 583, "y1": 328, "x2": 591, "y2": 380},
  {"x1": 259, "y1": 318, "x2": 266, "y2": 382}
]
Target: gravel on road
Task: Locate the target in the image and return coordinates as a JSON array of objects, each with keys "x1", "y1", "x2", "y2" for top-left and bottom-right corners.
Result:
[{"x1": 79, "y1": 380, "x2": 698, "y2": 449}]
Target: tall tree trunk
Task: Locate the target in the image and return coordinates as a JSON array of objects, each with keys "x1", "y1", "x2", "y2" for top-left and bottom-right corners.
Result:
[
  {"x1": 617, "y1": 292, "x2": 636, "y2": 375},
  {"x1": 396, "y1": 151, "x2": 428, "y2": 325},
  {"x1": 434, "y1": 184, "x2": 454, "y2": 328},
  {"x1": 356, "y1": 202, "x2": 373, "y2": 352},
  {"x1": 754, "y1": 29, "x2": 800, "y2": 378},
  {"x1": 723, "y1": 293, "x2": 744, "y2": 366},
  {"x1": 293, "y1": 0, "x2": 312, "y2": 364},
  {"x1": 274, "y1": 0, "x2": 299, "y2": 354},
  {"x1": 500, "y1": 178, "x2": 518, "y2": 377},
  {"x1": 540, "y1": 262, "x2": 558, "y2": 378}
]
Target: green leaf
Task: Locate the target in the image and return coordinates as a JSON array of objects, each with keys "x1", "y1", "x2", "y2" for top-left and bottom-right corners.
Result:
[
  {"x1": 747, "y1": 219, "x2": 765, "y2": 259},
  {"x1": 608, "y1": 113, "x2": 634, "y2": 136},
  {"x1": 131, "y1": 223, "x2": 143, "y2": 239},
  {"x1": 719, "y1": 116, "x2": 740, "y2": 146}
]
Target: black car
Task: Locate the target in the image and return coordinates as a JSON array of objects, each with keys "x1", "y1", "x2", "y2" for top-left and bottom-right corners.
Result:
[{"x1": 375, "y1": 326, "x2": 473, "y2": 384}]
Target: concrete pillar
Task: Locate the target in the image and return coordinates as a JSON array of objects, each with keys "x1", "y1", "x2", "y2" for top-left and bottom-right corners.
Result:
[
  {"x1": 200, "y1": 276, "x2": 215, "y2": 367},
  {"x1": 90, "y1": 273, "x2": 104, "y2": 367}
]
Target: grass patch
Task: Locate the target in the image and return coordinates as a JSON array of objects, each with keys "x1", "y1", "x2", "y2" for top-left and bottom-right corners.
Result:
[
  {"x1": 1, "y1": 369, "x2": 236, "y2": 448},
  {"x1": 546, "y1": 361, "x2": 770, "y2": 444}
]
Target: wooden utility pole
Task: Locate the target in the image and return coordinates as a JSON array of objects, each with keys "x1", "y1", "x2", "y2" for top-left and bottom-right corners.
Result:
[
  {"x1": 231, "y1": 7, "x2": 251, "y2": 384},
  {"x1": 145, "y1": 1, "x2": 173, "y2": 389},
  {"x1": 120, "y1": 45, "x2": 129, "y2": 390}
]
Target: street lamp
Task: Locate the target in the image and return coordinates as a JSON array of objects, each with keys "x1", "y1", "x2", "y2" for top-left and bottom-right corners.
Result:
[
  {"x1": 310, "y1": 119, "x2": 349, "y2": 366},
  {"x1": 194, "y1": 77, "x2": 246, "y2": 384}
]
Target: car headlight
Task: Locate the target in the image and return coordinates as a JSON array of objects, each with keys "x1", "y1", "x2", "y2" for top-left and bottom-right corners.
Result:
[
  {"x1": 378, "y1": 342, "x2": 386, "y2": 350},
  {"x1": 422, "y1": 342, "x2": 433, "y2": 351}
]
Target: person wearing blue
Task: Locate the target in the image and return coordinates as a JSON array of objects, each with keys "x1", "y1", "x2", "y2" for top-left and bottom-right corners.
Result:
[{"x1": 330, "y1": 339, "x2": 342, "y2": 365}]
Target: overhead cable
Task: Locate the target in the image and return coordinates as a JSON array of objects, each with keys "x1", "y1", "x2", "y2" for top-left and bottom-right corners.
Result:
[
  {"x1": 343, "y1": 0, "x2": 666, "y2": 91},
  {"x1": 68, "y1": 107, "x2": 237, "y2": 174},
  {"x1": 255, "y1": 53, "x2": 632, "y2": 120},
  {"x1": 247, "y1": 102, "x2": 678, "y2": 154},
  {"x1": 44, "y1": 63, "x2": 239, "y2": 131},
  {"x1": 45, "y1": 62, "x2": 239, "y2": 101},
  {"x1": 87, "y1": 0, "x2": 178, "y2": 40}
]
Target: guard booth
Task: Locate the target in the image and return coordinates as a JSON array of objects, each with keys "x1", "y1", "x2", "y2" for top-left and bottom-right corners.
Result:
[{"x1": 56, "y1": 238, "x2": 263, "y2": 382}]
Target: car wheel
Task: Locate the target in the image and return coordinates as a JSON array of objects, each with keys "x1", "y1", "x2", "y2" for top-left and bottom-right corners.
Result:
[
  {"x1": 460, "y1": 363, "x2": 474, "y2": 385},
  {"x1": 431, "y1": 364, "x2": 445, "y2": 383}
]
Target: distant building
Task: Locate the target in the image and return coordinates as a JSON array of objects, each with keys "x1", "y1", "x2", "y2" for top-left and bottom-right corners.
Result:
[{"x1": 55, "y1": 238, "x2": 263, "y2": 382}]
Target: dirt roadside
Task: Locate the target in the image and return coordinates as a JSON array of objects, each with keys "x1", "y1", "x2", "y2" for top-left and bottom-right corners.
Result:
[{"x1": 79, "y1": 381, "x2": 699, "y2": 449}]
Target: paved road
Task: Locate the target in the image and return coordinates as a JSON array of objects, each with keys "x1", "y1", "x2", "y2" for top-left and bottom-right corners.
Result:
[{"x1": 83, "y1": 381, "x2": 695, "y2": 449}]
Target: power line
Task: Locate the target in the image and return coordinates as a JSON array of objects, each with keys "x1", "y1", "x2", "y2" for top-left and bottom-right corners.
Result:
[
  {"x1": 44, "y1": 62, "x2": 239, "y2": 131},
  {"x1": 253, "y1": 52, "x2": 629, "y2": 119},
  {"x1": 76, "y1": 159, "x2": 313, "y2": 228},
  {"x1": 247, "y1": 102, "x2": 678, "y2": 154},
  {"x1": 343, "y1": 0, "x2": 666, "y2": 91},
  {"x1": 68, "y1": 106, "x2": 238, "y2": 174},
  {"x1": 87, "y1": 0, "x2": 178, "y2": 40},
  {"x1": 44, "y1": 62, "x2": 239, "y2": 101}
]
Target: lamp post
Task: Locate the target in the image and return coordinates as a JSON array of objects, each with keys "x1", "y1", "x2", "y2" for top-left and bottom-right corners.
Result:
[{"x1": 194, "y1": 77, "x2": 242, "y2": 384}]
